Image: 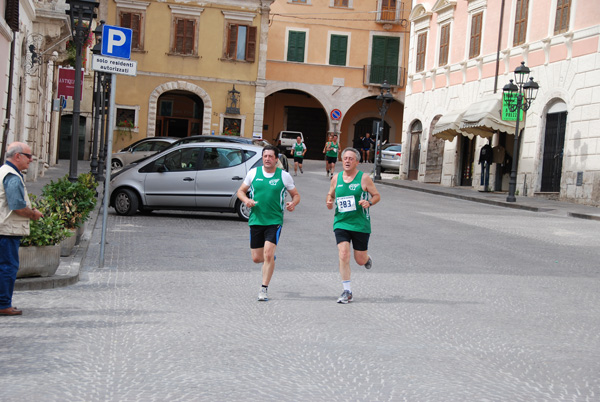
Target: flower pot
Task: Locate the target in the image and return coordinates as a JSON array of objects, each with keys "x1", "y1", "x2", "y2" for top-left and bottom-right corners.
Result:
[
  {"x1": 17, "y1": 245, "x2": 61, "y2": 278},
  {"x1": 60, "y1": 229, "x2": 77, "y2": 257},
  {"x1": 75, "y1": 222, "x2": 85, "y2": 245}
]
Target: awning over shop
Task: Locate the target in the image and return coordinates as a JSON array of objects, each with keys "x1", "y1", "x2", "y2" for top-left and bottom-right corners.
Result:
[
  {"x1": 459, "y1": 96, "x2": 516, "y2": 138},
  {"x1": 432, "y1": 108, "x2": 466, "y2": 141}
]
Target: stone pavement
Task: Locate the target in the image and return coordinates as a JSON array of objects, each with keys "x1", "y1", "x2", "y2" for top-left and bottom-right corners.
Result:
[
  {"x1": 14, "y1": 159, "x2": 600, "y2": 291},
  {"x1": 5, "y1": 158, "x2": 599, "y2": 401}
]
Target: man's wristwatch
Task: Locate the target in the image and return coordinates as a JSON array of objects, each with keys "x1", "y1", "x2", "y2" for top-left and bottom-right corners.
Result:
[{"x1": 368, "y1": 200, "x2": 373, "y2": 206}]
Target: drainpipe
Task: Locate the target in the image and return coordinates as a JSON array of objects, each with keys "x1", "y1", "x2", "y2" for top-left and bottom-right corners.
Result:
[
  {"x1": 1, "y1": 39, "x2": 16, "y2": 162},
  {"x1": 493, "y1": 0, "x2": 506, "y2": 94}
]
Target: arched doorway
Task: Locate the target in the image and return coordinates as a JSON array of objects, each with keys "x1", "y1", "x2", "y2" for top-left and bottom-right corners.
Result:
[
  {"x1": 408, "y1": 120, "x2": 422, "y2": 180},
  {"x1": 541, "y1": 101, "x2": 567, "y2": 193},
  {"x1": 156, "y1": 91, "x2": 204, "y2": 138},
  {"x1": 264, "y1": 89, "x2": 328, "y2": 160},
  {"x1": 59, "y1": 115, "x2": 86, "y2": 160},
  {"x1": 424, "y1": 115, "x2": 444, "y2": 183}
]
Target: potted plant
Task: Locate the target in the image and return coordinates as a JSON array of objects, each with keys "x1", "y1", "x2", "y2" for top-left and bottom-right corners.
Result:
[
  {"x1": 42, "y1": 173, "x2": 97, "y2": 245},
  {"x1": 18, "y1": 195, "x2": 70, "y2": 278}
]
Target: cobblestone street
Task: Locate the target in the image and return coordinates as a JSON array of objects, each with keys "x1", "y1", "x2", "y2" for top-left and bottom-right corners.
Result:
[{"x1": 2, "y1": 160, "x2": 599, "y2": 401}]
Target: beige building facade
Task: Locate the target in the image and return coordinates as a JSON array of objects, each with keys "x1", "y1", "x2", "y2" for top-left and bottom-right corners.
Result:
[
  {"x1": 264, "y1": 0, "x2": 410, "y2": 159},
  {"x1": 103, "y1": 0, "x2": 273, "y2": 152}
]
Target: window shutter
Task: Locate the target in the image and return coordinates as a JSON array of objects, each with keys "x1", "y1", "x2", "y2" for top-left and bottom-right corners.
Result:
[
  {"x1": 184, "y1": 19, "x2": 195, "y2": 54},
  {"x1": 513, "y1": 0, "x2": 529, "y2": 46},
  {"x1": 175, "y1": 18, "x2": 183, "y2": 52},
  {"x1": 469, "y1": 12, "x2": 482, "y2": 58},
  {"x1": 5, "y1": 0, "x2": 19, "y2": 32},
  {"x1": 329, "y1": 35, "x2": 347, "y2": 66},
  {"x1": 287, "y1": 31, "x2": 305, "y2": 62},
  {"x1": 227, "y1": 25, "x2": 238, "y2": 58},
  {"x1": 121, "y1": 12, "x2": 131, "y2": 28},
  {"x1": 246, "y1": 26, "x2": 257, "y2": 62},
  {"x1": 439, "y1": 24, "x2": 450, "y2": 66},
  {"x1": 131, "y1": 14, "x2": 141, "y2": 50},
  {"x1": 416, "y1": 33, "x2": 427, "y2": 72},
  {"x1": 554, "y1": 0, "x2": 570, "y2": 34}
]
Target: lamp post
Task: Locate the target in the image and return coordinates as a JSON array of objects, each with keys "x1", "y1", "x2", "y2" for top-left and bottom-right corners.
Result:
[
  {"x1": 375, "y1": 80, "x2": 393, "y2": 180},
  {"x1": 90, "y1": 20, "x2": 103, "y2": 181},
  {"x1": 65, "y1": 0, "x2": 98, "y2": 182},
  {"x1": 502, "y1": 61, "x2": 539, "y2": 202}
]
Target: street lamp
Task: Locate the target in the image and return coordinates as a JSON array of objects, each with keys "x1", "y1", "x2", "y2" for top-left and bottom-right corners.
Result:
[
  {"x1": 375, "y1": 80, "x2": 393, "y2": 180},
  {"x1": 90, "y1": 20, "x2": 104, "y2": 181},
  {"x1": 66, "y1": 0, "x2": 98, "y2": 182},
  {"x1": 502, "y1": 61, "x2": 539, "y2": 202}
]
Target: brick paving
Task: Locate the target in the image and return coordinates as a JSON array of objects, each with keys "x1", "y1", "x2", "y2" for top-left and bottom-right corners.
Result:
[{"x1": 3, "y1": 160, "x2": 599, "y2": 401}]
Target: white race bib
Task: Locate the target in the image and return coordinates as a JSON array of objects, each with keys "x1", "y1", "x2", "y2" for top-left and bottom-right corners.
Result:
[{"x1": 336, "y1": 195, "x2": 356, "y2": 213}]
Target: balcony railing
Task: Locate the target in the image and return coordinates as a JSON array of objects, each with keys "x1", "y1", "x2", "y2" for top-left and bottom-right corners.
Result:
[{"x1": 364, "y1": 65, "x2": 405, "y2": 88}]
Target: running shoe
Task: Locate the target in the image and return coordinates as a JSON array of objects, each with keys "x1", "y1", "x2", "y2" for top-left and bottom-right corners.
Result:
[
  {"x1": 364, "y1": 256, "x2": 373, "y2": 270},
  {"x1": 300, "y1": 168, "x2": 303, "y2": 174},
  {"x1": 258, "y1": 287, "x2": 268, "y2": 301},
  {"x1": 337, "y1": 290, "x2": 353, "y2": 304}
]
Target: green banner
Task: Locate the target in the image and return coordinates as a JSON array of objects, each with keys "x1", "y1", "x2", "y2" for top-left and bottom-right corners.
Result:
[{"x1": 502, "y1": 93, "x2": 523, "y2": 121}]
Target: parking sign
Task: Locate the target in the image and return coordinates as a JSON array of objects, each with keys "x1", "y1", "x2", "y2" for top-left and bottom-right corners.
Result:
[{"x1": 101, "y1": 25, "x2": 132, "y2": 60}]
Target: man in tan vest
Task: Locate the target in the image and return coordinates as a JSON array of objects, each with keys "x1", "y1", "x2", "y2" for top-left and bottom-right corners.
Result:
[{"x1": 0, "y1": 142, "x2": 43, "y2": 316}]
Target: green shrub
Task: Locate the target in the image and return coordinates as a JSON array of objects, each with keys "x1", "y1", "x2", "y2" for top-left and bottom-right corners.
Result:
[
  {"x1": 41, "y1": 174, "x2": 97, "y2": 229},
  {"x1": 20, "y1": 195, "x2": 70, "y2": 247}
]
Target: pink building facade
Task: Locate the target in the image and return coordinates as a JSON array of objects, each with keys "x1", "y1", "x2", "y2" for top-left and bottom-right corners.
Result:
[{"x1": 402, "y1": 0, "x2": 600, "y2": 206}]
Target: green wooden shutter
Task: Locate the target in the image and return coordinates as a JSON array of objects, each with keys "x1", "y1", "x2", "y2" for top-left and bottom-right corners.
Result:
[
  {"x1": 370, "y1": 36, "x2": 399, "y2": 85},
  {"x1": 329, "y1": 35, "x2": 347, "y2": 66},
  {"x1": 287, "y1": 31, "x2": 305, "y2": 62}
]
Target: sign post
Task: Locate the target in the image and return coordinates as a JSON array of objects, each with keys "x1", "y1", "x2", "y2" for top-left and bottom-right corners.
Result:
[{"x1": 93, "y1": 24, "x2": 135, "y2": 267}]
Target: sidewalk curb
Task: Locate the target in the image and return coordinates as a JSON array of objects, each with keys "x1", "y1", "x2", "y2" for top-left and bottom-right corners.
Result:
[
  {"x1": 14, "y1": 200, "x2": 102, "y2": 291},
  {"x1": 376, "y1": 179, "x2": 600, "y2": 220}
]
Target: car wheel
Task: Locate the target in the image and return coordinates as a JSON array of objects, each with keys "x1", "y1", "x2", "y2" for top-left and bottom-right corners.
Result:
[
  {"x1": 113, "y1": 188, "x2": 139, "y2": 216},
  {"x1": 112, "y1": 159, "x2": 123, "y2": 170},
  {"x1": 235, "y1": 199, "x2": 250, "y2": 221}
]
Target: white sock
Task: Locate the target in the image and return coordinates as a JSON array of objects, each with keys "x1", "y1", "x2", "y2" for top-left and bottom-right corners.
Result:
[{"x1": 342, "y1": 280, "x2": 352, "y2": 293}]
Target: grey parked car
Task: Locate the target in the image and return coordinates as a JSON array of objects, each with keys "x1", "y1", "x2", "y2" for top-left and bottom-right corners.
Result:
[
  {"x1": 379, "y1": 143, "x2": 402, "y2": 173},
  {"x1": 111, "y1": 137, "x2": 178, "y2": 170},
  {"x1": 109, "y1": 142, "x2": 264, "y2": 220}
]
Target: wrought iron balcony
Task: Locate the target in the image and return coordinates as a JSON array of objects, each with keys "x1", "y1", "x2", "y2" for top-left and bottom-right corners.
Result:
[{"x1": 364, "y1": 65, "x2": 405, "y2": 88}]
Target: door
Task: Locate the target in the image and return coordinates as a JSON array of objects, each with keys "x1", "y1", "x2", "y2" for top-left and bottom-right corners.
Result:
[
  {"x1": 408, "y1": 121, "x2": 421, "y2": 180},
  {"x1": 541, "y1": 111, "x2": 567, "y2": 192},
  {"x1": 370, "y1": 36, "x2": 399, "y2": 85},
  {"x1": 59, "y1": 115, "x2": 86, "y2": 160},
  {"x1": 195, "y1": 146, "x2": 247, "y2": 208},
  {"x1": 459, "y1": 136, "x2": 475, "y2": 186},
  {"x1": 143, "y1": 147, "x2": 201, "y2": 208}
]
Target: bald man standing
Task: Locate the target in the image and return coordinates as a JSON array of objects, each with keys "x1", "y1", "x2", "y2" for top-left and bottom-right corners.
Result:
[{"x1": 0, "y1": 142, "x2": 43, "y2": 316}]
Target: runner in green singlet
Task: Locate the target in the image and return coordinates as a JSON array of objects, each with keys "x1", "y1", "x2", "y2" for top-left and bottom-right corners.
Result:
[
  {"x1": 325, "y1": 134, "x2": 340, "y2": 179},
  {"x1": 237, "y1": 145, "x2": 300, "y2": 301},
  {"x1": 290, "y1": 136, "x2": 306, "y2": 176},
  {"x1": 326, "y1": 147, "x2": 380, "y2": 304}
]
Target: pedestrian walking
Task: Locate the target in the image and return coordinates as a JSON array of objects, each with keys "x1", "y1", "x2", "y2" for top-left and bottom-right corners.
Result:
[
  {"x1": 1, "y1": 142, "x2": 44, "y2": 316},
  {"x1": 325, "y1": 147, "x2": 380, "y2": 304},
  {"x1": 324, "y1": 134, "x2": 340, "y2": 178},
  {"x1": 290, "y1": 136, "x2": 306, "y2": 176},
  {"x1": 236, "y1": 145, "x2": 300, "y2": 302}
]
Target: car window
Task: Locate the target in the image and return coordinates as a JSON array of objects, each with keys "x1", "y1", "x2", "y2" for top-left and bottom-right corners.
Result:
[
  {"x1": 132, "y1": 142, "x2": 154, "y2": 152},
  {"x1": 201, "y1": 147, "x2": 243, "y2": 169},
  {"x1": 144, "y1": 148, "x2": 201, "y2": 172},
  {"x1": 152, "y1": 141, "x2": 173, "y2": 152},
  {"x1": 385, "y1": 145, "x2": 402, "y2": 152},
  {"x1": 281, "y1": 132, "x2": 297, "y2": 139}
]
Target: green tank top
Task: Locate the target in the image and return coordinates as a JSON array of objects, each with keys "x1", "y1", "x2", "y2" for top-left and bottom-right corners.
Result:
[
  {"x1": 333, "y1": 171, "x2": 371, "y2": 233},
  {"x1": 326, "y1": 142, "x2": 339, "y2": 158},
  {"x1": 248, "y1": 167, "x2": 287, "y2": 226},
  {"x1": 293, "y1": 143, "x2": 304, "y2": 157}
]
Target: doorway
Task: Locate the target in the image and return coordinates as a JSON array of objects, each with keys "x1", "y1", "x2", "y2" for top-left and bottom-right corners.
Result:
[
  {"x1": 408, "y1": 120, "x2": 421, "y2": 180},
  {"x1": 59, "y1": 115, "x2": 86, "y2": 160},
  {"x1": 541, "y1": 110, "x2": 567, "y2": 192},
  {"x1": 459, "y1": 136, "x2": 475, "y2": 186}
]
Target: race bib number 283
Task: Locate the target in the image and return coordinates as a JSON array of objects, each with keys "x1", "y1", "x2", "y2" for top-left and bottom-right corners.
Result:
[{"x1": 336, "y1": 195, "x2": 356, "y2": 213}]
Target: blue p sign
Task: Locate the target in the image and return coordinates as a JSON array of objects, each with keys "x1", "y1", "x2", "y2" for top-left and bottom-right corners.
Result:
[{"x1": 101, "y1": 25, "x2": 132, "y2": 60}]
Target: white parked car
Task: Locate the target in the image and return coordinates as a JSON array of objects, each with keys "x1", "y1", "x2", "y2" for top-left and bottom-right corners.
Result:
[
  {"x1": 379, "y1": 143, "x2": 402, "y2": 173},
  {"x1": 111, "y1": 137, "x2": 178, "y2": 170}
]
